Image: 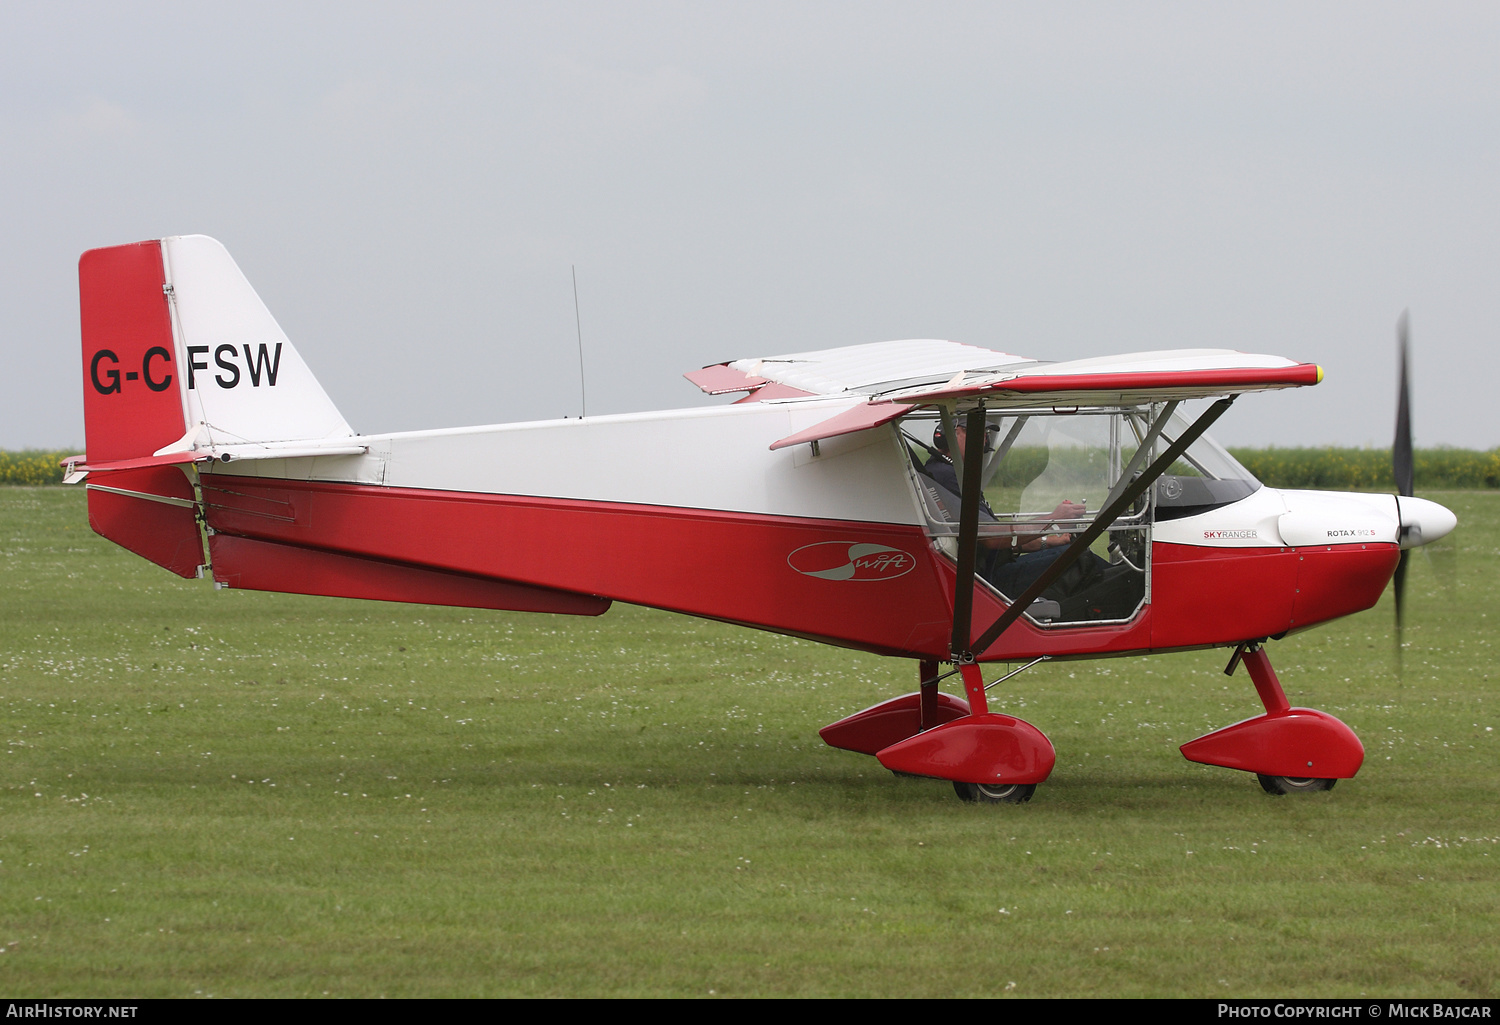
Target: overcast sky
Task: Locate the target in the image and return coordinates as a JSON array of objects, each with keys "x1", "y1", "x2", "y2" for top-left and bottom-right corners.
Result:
[{"x1": 3, "y1": 1, "x2": 1497, "y2": 450}]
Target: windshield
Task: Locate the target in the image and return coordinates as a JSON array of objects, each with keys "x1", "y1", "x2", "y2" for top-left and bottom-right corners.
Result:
[
  {"x1": 904, "y1": 405, "x2": 1261, "y2": 530},
  {"x1": 1147, "y1": 409, "x2": 1261, "y2": 520}
]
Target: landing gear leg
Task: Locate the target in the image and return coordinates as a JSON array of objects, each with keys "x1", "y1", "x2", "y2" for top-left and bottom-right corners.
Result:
[
  {"x1": 918, "y1": 659, "x2": 940, "y2": 732},
  {"x1": 1241, "y1": 647, "x2": 1338, "y2": 795},
  {"x1": 1179, "y1": 642, "x2": 1362, "y2": 792}
]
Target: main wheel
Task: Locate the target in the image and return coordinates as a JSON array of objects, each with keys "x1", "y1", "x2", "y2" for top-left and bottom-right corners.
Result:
[
  {"x1": 953, "y1": 781, "x2": 1036, "y2": 804},
  {"x1": 1257, "y1": 774, "x2": 1337, "y2": 795}
]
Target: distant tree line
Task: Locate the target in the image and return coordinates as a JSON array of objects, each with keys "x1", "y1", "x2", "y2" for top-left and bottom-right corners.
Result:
[
  {"x1": 0, "y1": 450, "x2": 78, "y2": 485},
  {"x1": 3, "y1": 446, "x2": 1499, "y2": 489},
  {"x1": 1225, "y1": 447, "x2": 1500, "y2": 490}
]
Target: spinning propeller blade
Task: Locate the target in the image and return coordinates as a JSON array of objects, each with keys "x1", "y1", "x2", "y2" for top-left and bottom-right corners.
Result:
[
  {"x1": 1392, "y1": 311, "x2": 1412, "y2": 668},
  {"x1": 1393, "y1": 311, "x2": 1414, "y2": 499}
]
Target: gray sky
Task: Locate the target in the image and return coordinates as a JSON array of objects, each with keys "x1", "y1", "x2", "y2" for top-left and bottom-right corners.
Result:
[{"x1": 3, "y1": 1, "x2": 1497, "y2": 450}]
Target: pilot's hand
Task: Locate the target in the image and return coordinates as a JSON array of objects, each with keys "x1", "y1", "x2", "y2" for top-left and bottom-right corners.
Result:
[{"x1": 1051, "y1": 500, "x2": 1088, "y2": 524}]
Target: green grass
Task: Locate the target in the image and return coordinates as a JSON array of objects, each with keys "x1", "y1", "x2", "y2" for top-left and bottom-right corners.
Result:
[{"x1": 1, "y1": 488, "x2": 1496, "y2": 997}]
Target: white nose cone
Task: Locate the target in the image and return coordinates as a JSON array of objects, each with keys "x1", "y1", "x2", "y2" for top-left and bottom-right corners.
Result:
[{"x1": 1398, "y1": 496, "x2": 1458, "y2": 549}]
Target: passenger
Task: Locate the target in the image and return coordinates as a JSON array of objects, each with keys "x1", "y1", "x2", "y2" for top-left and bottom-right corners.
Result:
[{"x1": 924, "y1": 421, "x2": 1101, "y2": 598}]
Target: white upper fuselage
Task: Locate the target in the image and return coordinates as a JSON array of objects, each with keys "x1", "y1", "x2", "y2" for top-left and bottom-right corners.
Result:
[
  {"x1": 207, "y1": 394, "x2": 1456, "y2": 556},
  {"x1": 210, "y1": 394, "x2": 924, "y2": 525}
]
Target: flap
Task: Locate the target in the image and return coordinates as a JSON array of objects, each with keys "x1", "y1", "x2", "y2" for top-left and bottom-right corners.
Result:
[{"x1": 769, "y1": 401, "x2": 913, "y2": 451}]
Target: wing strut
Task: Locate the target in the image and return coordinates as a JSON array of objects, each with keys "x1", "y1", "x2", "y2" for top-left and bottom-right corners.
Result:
[
  {"x1": 985, "y1": 414, "x2": 1030, "y2": 480},
  {"x1": 956, "y1": 397, "x2": 1235, "y2": 661},
  {"x1": 948, "y1": 406, "x2": 989, "y2": 660},
  {"x1": 1099, "y1": 401, "x2": 1178, "y2": 510}
]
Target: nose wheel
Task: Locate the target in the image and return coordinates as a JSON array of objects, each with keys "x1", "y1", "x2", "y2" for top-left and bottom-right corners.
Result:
[
  {"x1": 1257, "y1": 774, "x2": 1336, "y2": 795},
  {"x1": 953, "y1": 781, "x2": 1036, "y2": 804}
]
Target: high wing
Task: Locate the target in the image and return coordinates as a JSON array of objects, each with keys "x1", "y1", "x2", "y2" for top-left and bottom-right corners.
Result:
[
  {"x1": 688, "y1": 340, "x2": 1321, "y2": 450},
  {"x1": 693, "y1": 339, "x2": 1325, "y2": 670},
  {"x1": 685, "y1": 339, "x2": 1028, "y2": 403}
]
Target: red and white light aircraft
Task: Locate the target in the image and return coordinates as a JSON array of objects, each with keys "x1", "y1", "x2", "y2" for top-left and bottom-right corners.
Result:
[{"x1": 69, "y1": 235, "x2": 1457, "y2": 803}]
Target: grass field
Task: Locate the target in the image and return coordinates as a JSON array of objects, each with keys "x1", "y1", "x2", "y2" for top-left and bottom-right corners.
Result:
[{"x1": 1, "y1": 487, "x2": 1495, "y2": 998}]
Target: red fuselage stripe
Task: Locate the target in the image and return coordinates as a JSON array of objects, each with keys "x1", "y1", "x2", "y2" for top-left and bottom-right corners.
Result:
[{"x1": 200, "y1": 474, "x2": 1399, "y2": 660}]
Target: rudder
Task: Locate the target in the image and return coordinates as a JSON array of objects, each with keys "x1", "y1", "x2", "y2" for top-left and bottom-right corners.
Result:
[
  {"x1": 76, "y1": 235, "x2": 356, "y2": 578},
  {"x1": 79, "y1": 241, "x2": 187, "y2": 464},
  {"x1": 79, "y1": 240, "x2": 203, "y2": 577}
]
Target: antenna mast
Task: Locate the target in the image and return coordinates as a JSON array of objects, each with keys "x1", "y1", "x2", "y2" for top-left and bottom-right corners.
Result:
[{"x1": 572, "y1": 265, "x2": 587, "y2": 418}]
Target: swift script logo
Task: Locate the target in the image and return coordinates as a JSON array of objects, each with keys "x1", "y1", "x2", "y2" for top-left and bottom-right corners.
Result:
[{"x1": 787, "y1": 542, "x2": 916, "y2": 581}]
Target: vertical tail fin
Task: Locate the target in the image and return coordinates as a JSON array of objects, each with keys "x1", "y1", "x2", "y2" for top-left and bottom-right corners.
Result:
[
  {"x1": 160, "y1": 234, "x2": 353, "y2": 454},
  {"x1": 77, "y1": 235, "x2": 355, "y2": 577},
  {"x1": 80, "y1": 234, "x2": 354, "y2": 462}
]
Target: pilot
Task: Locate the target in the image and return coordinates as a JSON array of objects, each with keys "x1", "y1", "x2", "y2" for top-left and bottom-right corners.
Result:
[{"x1": 925, "y1": 421, "x2": 1097, "y2": 598}]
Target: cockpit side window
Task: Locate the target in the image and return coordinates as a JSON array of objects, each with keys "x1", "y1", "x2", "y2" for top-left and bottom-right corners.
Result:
[
  {"x1": 900, "y1": 404, "x2": 1264, "y2": 624},
  {"x1": 901, "y1": 408, "x2": 1150, "y2": 627}
]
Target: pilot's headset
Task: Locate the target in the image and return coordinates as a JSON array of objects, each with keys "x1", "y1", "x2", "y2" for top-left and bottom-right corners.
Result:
[{"x1": 931, "y1": 420, "x2": 998, "y2": 455}]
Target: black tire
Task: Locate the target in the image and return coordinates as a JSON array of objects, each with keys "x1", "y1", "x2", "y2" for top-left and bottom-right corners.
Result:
[
  {"x1": 953, "y1": 781, "x2": 1036, "y2": 804},
  {"x1": 1257, "y1": 774, "x2": 1337, "y2": 795}
]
